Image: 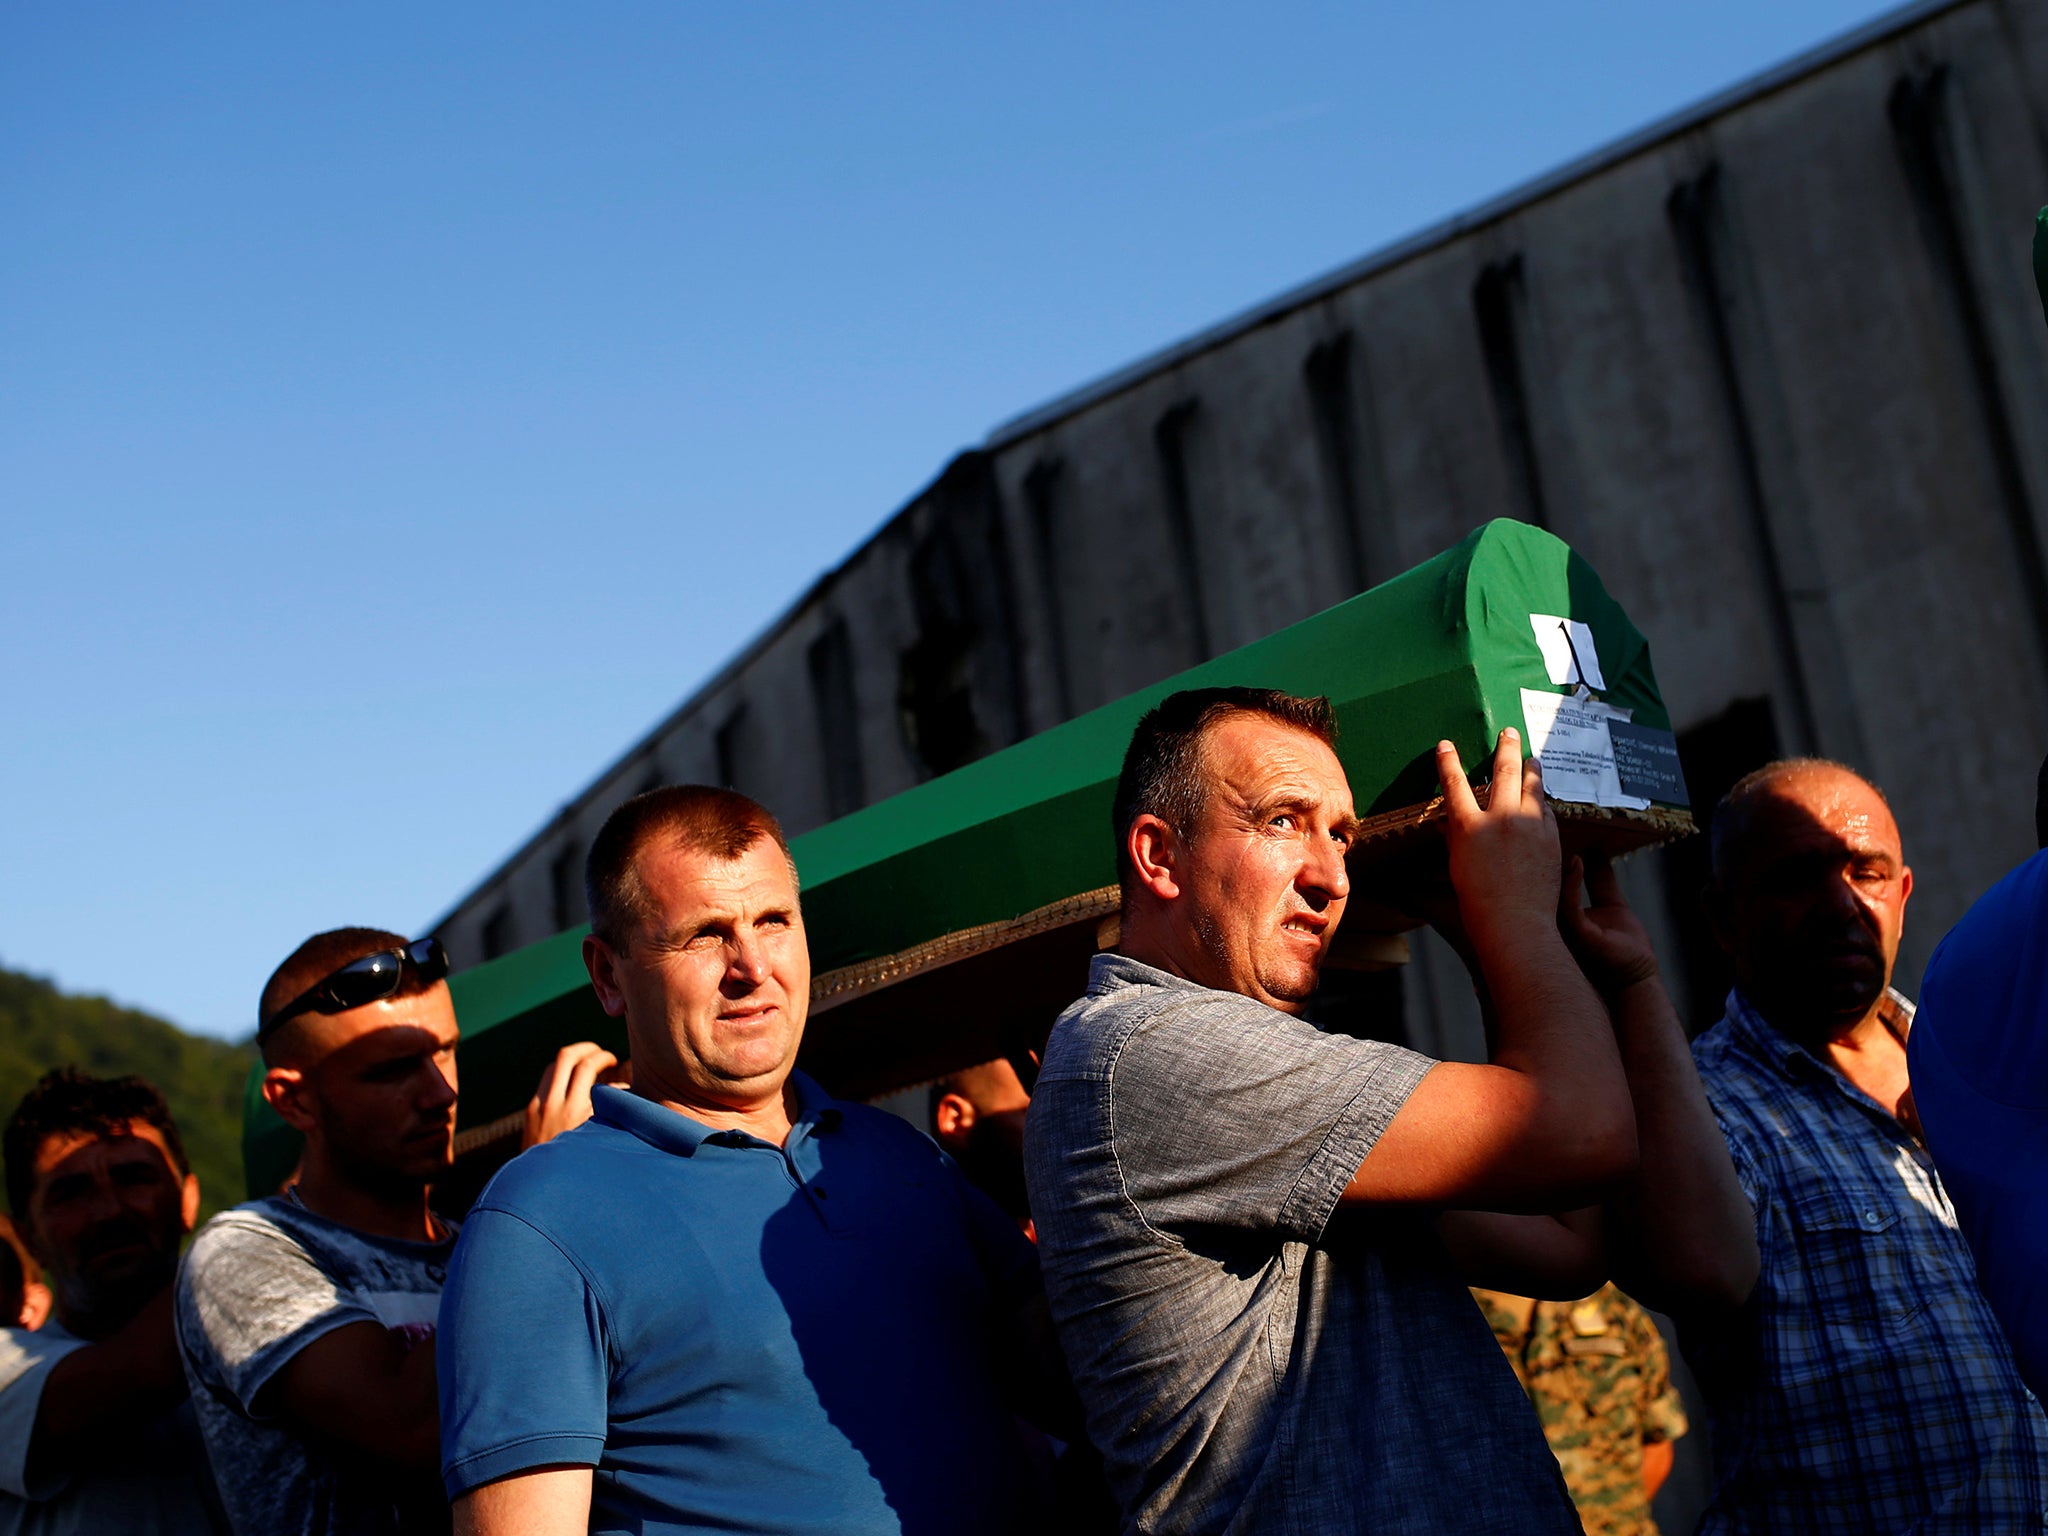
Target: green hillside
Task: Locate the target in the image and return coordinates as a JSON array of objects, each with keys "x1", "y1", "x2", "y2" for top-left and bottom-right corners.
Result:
[{"x1": 0, "y1": 965, "x2": 253, "y2": 1228}]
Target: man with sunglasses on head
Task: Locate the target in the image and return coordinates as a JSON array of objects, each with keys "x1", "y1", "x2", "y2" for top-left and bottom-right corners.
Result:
[
  {"x1": 178, "y1": 929, "x2": 614, "y2": 1536},
  {"x1": 176, "y1": 929, "x2": 460, "y2": 1536}
]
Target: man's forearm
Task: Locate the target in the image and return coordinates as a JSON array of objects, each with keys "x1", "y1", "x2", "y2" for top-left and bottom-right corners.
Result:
[
  {"x1": 1600, "y1": 976, "x2": 1758, "y2": 1313},
  {"x1": 29, "y1": 1288, "x2": 187, "y2": 1478},
  {"x1": 265, "y1": 1318, "x2": 442, "y2": 1470},
  {"x1": 1438, "y1": 1207, "x2": 1606, "y2": 1298},
  {"x1": 1477, "y1": 915, "x2": 1637, "y2": 1180},
  {"x1": 454, "y1": 1468, "x2": 594, "y2": 1536},
  {"x1": 1395, "y1": 735, "x2": 1637, "y2": 1209}
]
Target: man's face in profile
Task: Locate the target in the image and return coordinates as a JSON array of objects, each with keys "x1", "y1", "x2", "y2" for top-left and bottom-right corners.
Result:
[
  {"x1": 1170, "y1": 715, "x2": 1357, "y2": 1013},
  {"x1": 932, "y1": 1059, "x2": 1033, "y2": 1228},
  {"x1": 25, "y1": 1122, "x2": 196, "y2": 1324},
  {"x1": 281, "y1": 983, "x2": 462, "y2": 1194},
  {"x1": 1713, "y1": 766, "x2": 1912, "y2": 1041}
]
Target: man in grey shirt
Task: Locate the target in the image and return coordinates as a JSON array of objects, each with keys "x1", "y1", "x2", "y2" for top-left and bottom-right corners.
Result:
[{"x1": 1024, "y1": 688, "x2": 1755, "y2": 1534}]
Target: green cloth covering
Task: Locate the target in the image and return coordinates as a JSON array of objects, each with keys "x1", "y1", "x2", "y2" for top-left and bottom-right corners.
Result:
[{"x1": 243, "y1": 518, "x2": 1680, "y2": 1195}]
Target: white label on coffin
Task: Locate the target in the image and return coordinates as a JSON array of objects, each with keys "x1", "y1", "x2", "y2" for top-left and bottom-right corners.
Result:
[
  {"x1": 1529, "y1": 614, "x2": 1607, "y2": 691},
  {"x1": 1519, "y1": 689, "x2": 1650, "y2": 811}
]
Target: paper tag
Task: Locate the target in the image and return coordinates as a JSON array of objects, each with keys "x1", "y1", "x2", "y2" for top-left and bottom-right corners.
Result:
[
  {"x1": 1530, "y1": 614, "x2": 1607, "y2": 691},
  {"x1": 1519, "y1": 689, "x2": 1650, "y2": 810},
  {"x1": 1607, "y1": 721, "x2": 1688, "y2": 805}
]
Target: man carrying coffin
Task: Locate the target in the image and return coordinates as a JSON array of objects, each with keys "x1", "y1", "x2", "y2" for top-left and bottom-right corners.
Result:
[{"x1": 1025, "y1": 688, "x2": 1753, "y2": 1535}]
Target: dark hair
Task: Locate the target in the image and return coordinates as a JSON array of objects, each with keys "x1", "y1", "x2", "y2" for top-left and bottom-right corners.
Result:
[
  {"x1": 585, "y1": 785, "x2": 795, "y2": 949},
  {"x1": 1111, "y1": 687, "x2": 1338, "y2": 896},
  {"x1": 258, "y1": 927, "x2": 426, "y2": 1059},
  {"x1": 4, "y1": 1069, "x2": 190, "y2": 1222},
  {"x1": 1709, "y1": 757, "x2": 1894, "y2": 883}
]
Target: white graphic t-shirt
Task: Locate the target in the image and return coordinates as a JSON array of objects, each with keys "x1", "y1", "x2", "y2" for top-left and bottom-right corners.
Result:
[{"x1": 175, "y1": 1194, "x2": 455, "y2": 1536}]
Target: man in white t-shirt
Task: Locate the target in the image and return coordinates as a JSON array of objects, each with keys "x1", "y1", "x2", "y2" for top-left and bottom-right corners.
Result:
[
  {"x1": 177, "y1": 927, "x2": 615, "y2": 1536},
  {"x1": 0, "y1": 1068, "x2": 224, "y2": 1534},
  {"x1": 178, "y1": 927, "x2": 463, "y2": 1536}
]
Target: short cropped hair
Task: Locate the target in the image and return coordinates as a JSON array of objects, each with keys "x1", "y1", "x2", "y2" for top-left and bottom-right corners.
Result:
[
  {"x1": 1111, "y1": 687, "x2": 1338, "y2": 894},
  {"x1": 585, "y1": 785, "x2": 795, "y2": 949},
  {"x1": 258, "y1": 927, "x2": 426, "y2": 1060},
  {"x1": 4, "y1": 1069, "x2": 190, "y2": 1222},
  {"x1": 925, "y1": 1059, "x2": 1020, "y2": 1133},
  {"x1": 1710, "y1": 757, "x2": 1894, "y2": 883}
]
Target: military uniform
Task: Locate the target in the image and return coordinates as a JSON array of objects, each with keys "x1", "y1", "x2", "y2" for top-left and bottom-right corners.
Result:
[{"x1": 1471, "y1": 1283, "x2": 1688, "y2": 1536}]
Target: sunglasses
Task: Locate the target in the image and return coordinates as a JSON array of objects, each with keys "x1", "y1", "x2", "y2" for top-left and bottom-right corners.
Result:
[{"x1": 262, "y1": 938, "x2": 450, "y2": 1037}]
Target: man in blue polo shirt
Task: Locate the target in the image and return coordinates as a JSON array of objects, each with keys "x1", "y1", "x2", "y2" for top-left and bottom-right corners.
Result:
[{"x1": 437, "y1": 785, "x2": 1059, "y2": 1536}]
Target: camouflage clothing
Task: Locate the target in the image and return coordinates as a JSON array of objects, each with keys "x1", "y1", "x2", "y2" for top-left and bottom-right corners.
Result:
[{"x1": 1471, "y1": 1284, "x2": 1688, "y2": 1536}]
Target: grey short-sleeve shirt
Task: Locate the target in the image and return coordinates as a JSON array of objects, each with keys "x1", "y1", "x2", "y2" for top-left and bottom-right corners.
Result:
[
  {"x1": 1023, "y1": 954, "x2": 1581, "y2": 1536},
  {"x1": 176, "y1": 1195, "x2": 454, "y2": 1536}
]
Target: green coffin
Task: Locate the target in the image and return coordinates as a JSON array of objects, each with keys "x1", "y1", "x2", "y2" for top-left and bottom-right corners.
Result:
[{"x1": 242, "y1": 519, "x2": 1690, "y2": 1197}]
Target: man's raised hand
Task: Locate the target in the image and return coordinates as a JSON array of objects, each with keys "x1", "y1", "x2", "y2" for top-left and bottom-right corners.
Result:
[
  {"x1": 1435, "y1": 728, "x2": 1562, "y2": 947},
  {"x1": 1346, "y1": 728, "x2": 1637, "y2": 1211},
  {"x1": 1559, "y1": 852, "x2": 1660, "y2": 995},
  {"x1": 523, "y1": 1041, "x2": 625, "y2": 1149}
]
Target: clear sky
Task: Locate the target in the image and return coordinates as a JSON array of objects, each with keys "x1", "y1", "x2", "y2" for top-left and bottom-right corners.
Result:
[{"x1": 4, "y1": 1, "x2": 1900, "y2": 1039}]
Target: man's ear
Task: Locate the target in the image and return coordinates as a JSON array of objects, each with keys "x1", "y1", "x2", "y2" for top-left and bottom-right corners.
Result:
[
  {"x1": 1899, "y1": 863, "x2": 1914, "y2": 914},
  {"x1": 1127, "y1": 815, "x2": 1185, "y2": 902},
  {"x1": 179, "y1": 1172, "x2": 201, "y2": 1234},
  {"x1": 261, "y1": 1067, "x2": 319, "y2": 1136},
  {"x1": 933, "y1": 1092, "x2": 976, "y2": 1152},
  {"x1": 583, "y1": 934, "x2": 629, "y2": 1019}
]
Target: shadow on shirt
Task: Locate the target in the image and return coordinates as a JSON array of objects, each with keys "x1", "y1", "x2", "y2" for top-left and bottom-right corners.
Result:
[{"x1": 756, "y1": 1139, "x2": 1054, "y2": 1536}]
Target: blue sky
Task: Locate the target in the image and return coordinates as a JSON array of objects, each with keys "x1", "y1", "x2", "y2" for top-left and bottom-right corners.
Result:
[{"x1": 3, "y1": 1, "x2": 1898, "y2": 1039}]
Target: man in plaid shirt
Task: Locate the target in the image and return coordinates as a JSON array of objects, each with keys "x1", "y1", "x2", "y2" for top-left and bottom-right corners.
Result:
[{"x1": 1679, "y1": 759, "x2": 2048, "y2": 1532}]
